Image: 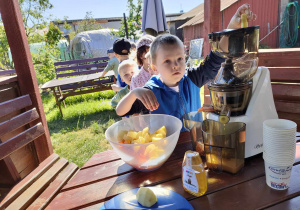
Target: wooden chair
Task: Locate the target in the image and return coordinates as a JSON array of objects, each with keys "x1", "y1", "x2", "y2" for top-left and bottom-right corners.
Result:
[{"x1": 0, "y1": 94, "x2": 78, "y2": 210}]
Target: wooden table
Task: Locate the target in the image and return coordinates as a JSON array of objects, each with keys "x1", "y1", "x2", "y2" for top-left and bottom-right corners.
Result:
[
  {"x1": 46, "y1": 132, "x2": 300, "y2": 209},
  {"x1": 41, "y1": 71, "x2": 115, "y2": 116}
]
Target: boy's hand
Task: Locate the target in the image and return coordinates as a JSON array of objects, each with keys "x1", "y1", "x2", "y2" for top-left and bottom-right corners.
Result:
[
  {"x1": 227, "y1": 4, "x2": 257, "y2": 29},
  {"x1": 132, "y1": 87, "x2": 159, "y2": 111}
]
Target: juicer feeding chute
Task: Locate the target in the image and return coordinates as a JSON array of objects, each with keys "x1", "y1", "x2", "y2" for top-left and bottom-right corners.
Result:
[{"x1": 209, "y1": 26, "x2": 260, "y2": 85}]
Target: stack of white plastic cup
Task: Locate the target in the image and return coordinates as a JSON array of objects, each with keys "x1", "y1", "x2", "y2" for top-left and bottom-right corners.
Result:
[{"x1": 263, "y1": 119, "x2": 297, "y2": 190}]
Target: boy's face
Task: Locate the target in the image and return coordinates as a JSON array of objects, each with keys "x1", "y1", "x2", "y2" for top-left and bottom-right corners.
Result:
[
  {"x1": 153, "y1": 43, "x2": 185, "y2": 87},
  {"x1": 120, "y1": 65, "x2": 135, "y2": 86},
  {"x1": 107, "y1": 52, "x2": 115, "y2": 59}
]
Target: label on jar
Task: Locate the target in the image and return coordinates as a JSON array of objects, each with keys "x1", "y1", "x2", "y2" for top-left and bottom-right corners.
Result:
[{"x1": 182, "y1": 166, "x2": 199, "y2": 193}]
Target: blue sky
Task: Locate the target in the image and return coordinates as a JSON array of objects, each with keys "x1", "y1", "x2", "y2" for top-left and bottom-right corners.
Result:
[{"x1": 45, "y1": 0, "x2": 204, "y2": 21}]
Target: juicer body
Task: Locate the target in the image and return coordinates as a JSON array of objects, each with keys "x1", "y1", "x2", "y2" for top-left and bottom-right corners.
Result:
[{"x1": 207, "y1": 67, "x2": 278, "y2": 158}]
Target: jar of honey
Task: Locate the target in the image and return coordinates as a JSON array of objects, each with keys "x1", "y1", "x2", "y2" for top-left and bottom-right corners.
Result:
[{"x1": 182, "y1": 151, "x2": 207, "y2": 196}]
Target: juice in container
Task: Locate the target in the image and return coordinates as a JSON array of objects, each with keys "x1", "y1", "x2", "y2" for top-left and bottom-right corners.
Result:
[{"x1": 182, "y1": 150, "x2": 207, "y2": 196}]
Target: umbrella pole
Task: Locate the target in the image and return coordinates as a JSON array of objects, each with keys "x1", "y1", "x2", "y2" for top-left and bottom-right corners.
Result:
[{"x1": 123, "y1": 13, "x2": 129, "y2": 39}]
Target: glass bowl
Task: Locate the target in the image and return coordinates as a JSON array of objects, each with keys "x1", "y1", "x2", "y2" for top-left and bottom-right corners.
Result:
[{"x1": 105, "y1": 114, "x2": 182, "y2": 171}]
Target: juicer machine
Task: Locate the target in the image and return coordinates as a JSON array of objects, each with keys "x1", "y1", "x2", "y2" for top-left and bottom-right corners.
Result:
[{"x1": 207, "y1": 26, "x2": 278, "y2": 158}]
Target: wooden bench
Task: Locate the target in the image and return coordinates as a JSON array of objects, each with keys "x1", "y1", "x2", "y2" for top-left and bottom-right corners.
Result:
[
  {"x1": 41, "y1": 56, "x2": 116, "y2": 116},
  {"x1": 259, "y1": 48, "x2": 300, "y2": 132},
  {"x1": 0, "y1": 95, "x2": 78, "y2": 209}
]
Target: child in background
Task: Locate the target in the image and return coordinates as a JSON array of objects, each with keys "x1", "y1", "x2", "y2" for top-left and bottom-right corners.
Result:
[
  {"x1": 145, "y1": 51, "x2": 158, "y2": 76},
  {"x1": 111, "y1": 60, "x2": 137, "y2": 108},
  {"x1": 111, "y1": 38, "x2": 132, "y2": 92},
  {"x1": 100, "y1": 48, "x2": 119, "y2": 79},
  {"x1": 130, "y1": 42, "x2": 137, "y2": 62},
  {"x1": 116, "y1": 4, "x2": 256, "y2": 131},
  {"x1": 130, "y1": 35, "x2": 155, "y2": 90}
]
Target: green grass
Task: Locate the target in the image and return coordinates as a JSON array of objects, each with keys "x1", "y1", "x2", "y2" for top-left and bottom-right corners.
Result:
[{"x1": 41, "y1": 90, "x2": 121, "y2": 167}]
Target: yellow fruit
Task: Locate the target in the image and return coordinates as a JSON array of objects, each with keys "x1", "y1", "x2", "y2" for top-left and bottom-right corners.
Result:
[
  {"x1": 142, "y1": 127, "x2": 149, "y2": 136},
  {"x1": 241, "y1": 14, "x2": 248, "y2": 28},
  {"x1": 117, "y1": 130, "x2": 128, "y2": 141},
  {"x1": 154, "y1": 126, "x2": 167, "y2": 137},
  {"x1": 127, "y1": 131, "x2": 138, "y2": 139},
  {"x1": 144, "y1": 144, "x2": 156, "y2": 157},
  {"x1": 144, "y1": 133, "x2": 151, "y2": 143},
  {"x1": 138, "y1": 136, "x2": 146, "y2": 144},
  {"x1": 136, "y1": 187, "x2": 157, "y2": 207},
  {"x1": 152, "y1": 137, "x2": 162, "y2": 141},
  {"x1": 123, "y1": 134, "x2": 132, "y2": 142}
]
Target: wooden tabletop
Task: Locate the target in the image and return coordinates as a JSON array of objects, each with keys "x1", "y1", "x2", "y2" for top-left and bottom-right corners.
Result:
[
  {"x1": 41, "y1": 71, "x2": 115, "y2": 89},
  {"x1": 46, "y1": 132, "x2": 300, "y2": 210}
]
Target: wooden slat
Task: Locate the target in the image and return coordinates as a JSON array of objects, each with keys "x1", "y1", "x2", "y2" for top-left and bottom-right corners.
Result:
[
  {"x1": 59, "y1": 86, "x2": 112, "y2": 100},
  {"x1": 41, "y1": 71, "x2": 114, "y2": 90},
  {"x1": 259, "y1": 48, "x2": 300, "y2": 67},
  {"x1": 189, "y1": 164, "x2": 300, "y2": 210},
  {"x1": 277, "y1": 112, "x2": 300, "y2": 132},
  {"x1": 59, "y1": 78, "x2": 112, "y2": 91},
  {"x1": 54, "y1": 57, "x2": 109, "y2": 66},
  {"x1": 0, "y1": 76, "x2": 18, "y2": 86},
  {"x1": 0, "y1": 95, "x2": 31, "y2": 118},
  {"x1": 0, "y1": 108, "x2": 39, "y2": 137},
  {"x1": 63, "y1": 140, "x2": 193, "y2": 191},
  {"x1": 55, "y1": 63, "x2": 107, "y2": 72},
  {"x1": 269, "y1": 67, "x2": 300, "y2": 83},
  {"x1": 0, "y1": 153, "x2": 59, "y2": 208},
  {"x1": 272, "y1": 84, "x2": 300, "y2": 101},
  {"x1": 0, "y1": 69, "x2": 16, "y2": 76},
  {"x1": 81, "y1": 150, "x2": 120, "y2": 169},
  {"x1": 63, "y1": 160, "x2": 134, "y2": 191},
  {"x1": 6, "y1": 158, "x2": 68, "y2": 210},
  {"x1": 79, "y1": 202, "x2": 104, "y2": 210},
  {"x1": 275, "y1": 101, "x2": 300, "y2": 114},
  {"x1": 57, "y1": 69, "x2": 105, "y2": 78},
  {"x1": 265, "y1": 196, "x2": 300, "y2": 210},
  {"x1": 27, "y1": 163, "x2": 78, "y2": 210},
  {"x1": 0, "y1": 123, "x2": 45, "y2": 160}
]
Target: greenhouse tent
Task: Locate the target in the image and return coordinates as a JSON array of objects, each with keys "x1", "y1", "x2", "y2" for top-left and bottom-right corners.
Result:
[{"x1": 70, "y1": 29, "x2": 119, "y2": 60}]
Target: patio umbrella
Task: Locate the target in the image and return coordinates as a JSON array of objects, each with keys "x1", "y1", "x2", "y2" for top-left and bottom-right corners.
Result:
[{"x1": 142, "y1": 0, "x2": 169, "y2": 36}]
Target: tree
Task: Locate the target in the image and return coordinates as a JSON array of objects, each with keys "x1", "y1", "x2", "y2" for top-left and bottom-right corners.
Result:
[
  {"x1": 112, "y1": 0, "x2": 142, "y2": 41},
  {"x1": 76, "y1": 12, "x2": 102, "y2": 33},
  {"x1": 45, "y1": 22, "x2": 62, "y2": 46},
  {"x1": 0, "y1": 0, "x2": 53, "y2": 69},
  {"x1": 19, "y1": 0, "x2": 53, "y2": 38}
]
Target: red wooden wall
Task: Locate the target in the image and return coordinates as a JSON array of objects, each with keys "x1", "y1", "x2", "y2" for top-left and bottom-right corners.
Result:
[
  {"x1": 221, "y1": 0, "x2": 280, "y2": 48},
  {"x1": 183, "y1": 0, "x2": 280, "y2": 50}
]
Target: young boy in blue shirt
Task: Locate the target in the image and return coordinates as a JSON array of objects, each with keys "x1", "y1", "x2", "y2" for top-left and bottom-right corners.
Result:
[{"x1": 116, "y1": 4, "x2": 256, "y2": 130}]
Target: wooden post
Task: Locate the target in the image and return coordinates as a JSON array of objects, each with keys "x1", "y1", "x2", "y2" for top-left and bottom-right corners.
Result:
[
  {"x1": 0, "y1": 0, "x2": 53, "y2": 162},
  {"x1": 203, "y1": 0, "x2": 221, "y2": 57}
]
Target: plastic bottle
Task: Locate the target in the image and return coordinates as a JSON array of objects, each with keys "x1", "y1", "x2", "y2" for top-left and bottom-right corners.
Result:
[{"x1": 182, "y1": 150, "x2": 207, "y2": 196}]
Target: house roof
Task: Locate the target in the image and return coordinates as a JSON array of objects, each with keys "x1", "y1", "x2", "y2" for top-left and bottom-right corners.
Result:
[
  {"x1": 221, "y1": 0, "x2": 239, "y2": 11},
  {"x1": 177, "y1": 0, "x2": 239, "y2": 28},
  {"x1": 175, "y1": 4, "x2": 204, "y2": 21},
  {"x1": 177, "y1": 10, "x2": 204, "y2": 29}
]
